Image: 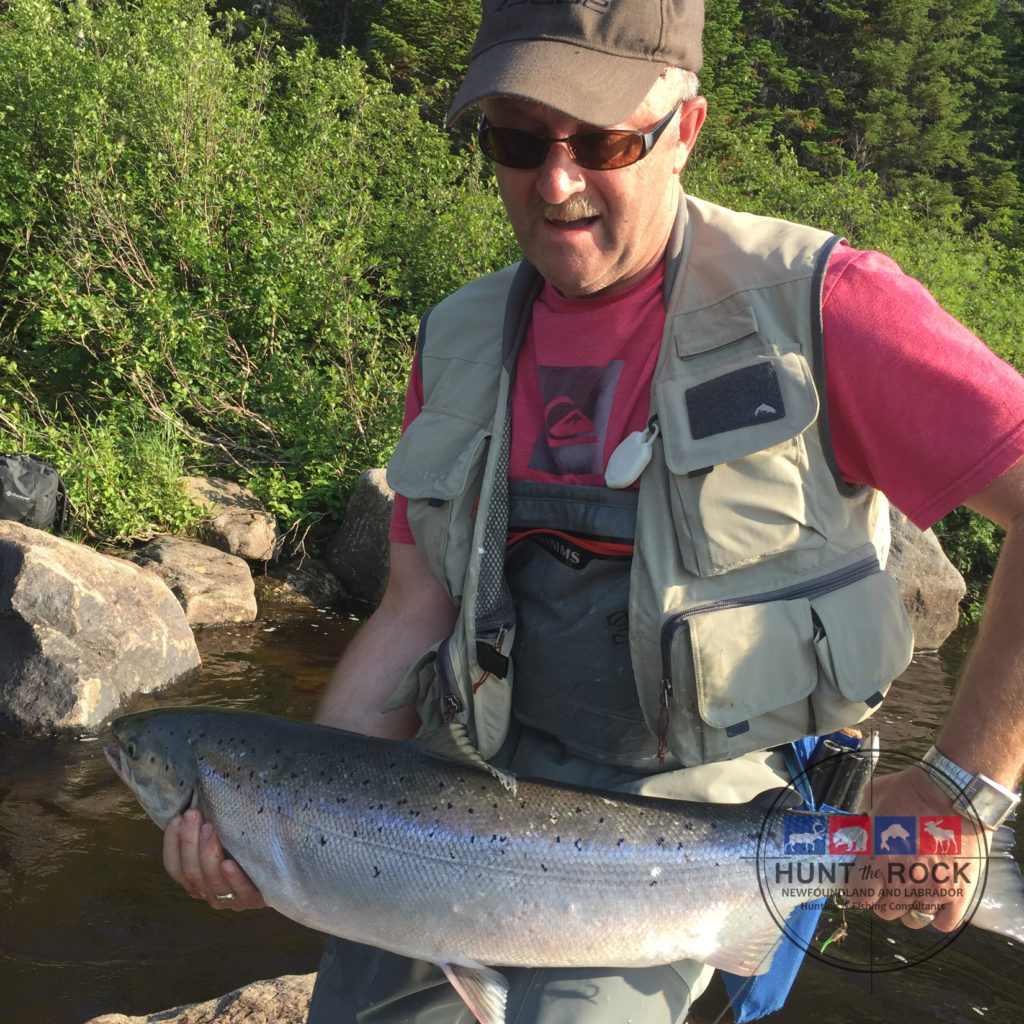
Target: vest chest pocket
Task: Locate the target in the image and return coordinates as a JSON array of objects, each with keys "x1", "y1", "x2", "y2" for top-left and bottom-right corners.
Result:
[
  {"x1": 656, "y1": 349, "x2": 825, "y2": 577},
  {"x1": 386, "y1": 407, "x2": 491, "y2": 599}
]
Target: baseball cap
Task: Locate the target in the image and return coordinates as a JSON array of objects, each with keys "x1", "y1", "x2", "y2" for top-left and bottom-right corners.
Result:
[{"x1": 447, "y1": 0, "x2": 704, "y2": 127}]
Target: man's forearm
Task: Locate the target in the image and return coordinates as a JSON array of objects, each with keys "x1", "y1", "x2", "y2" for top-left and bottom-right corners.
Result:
[{"x1": 314, "y1": 541, "x2": 459, "y2": 738}]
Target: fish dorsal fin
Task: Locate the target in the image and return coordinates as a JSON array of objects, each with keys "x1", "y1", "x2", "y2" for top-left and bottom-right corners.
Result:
[
  {"x1": 415, "y1": 723, "x2": 517, "y2": 794},
  {"x1": 441, "y1": 960, "x2": 509, "y2": 1024}
]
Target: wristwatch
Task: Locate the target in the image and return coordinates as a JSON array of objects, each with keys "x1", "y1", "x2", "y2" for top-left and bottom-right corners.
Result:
[{"x1": 921, "y1": 746, "x2": 1021, "y2": 831}]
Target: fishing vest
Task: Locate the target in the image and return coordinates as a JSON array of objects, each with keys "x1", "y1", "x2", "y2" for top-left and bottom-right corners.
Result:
[{"x1": 385, "y1": 193, "x2": 915, "y2": 771}]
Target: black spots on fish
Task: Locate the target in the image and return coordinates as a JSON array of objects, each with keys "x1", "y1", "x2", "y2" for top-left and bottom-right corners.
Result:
[
  {"x1": 573, "y1": 838, "x2": 583, "y2": 852},
  {"x1": 257, "y1": 806, "x2": 265, "y2": 815},
  {"x1": 616, "y1": 838, "x2": 625, "y2": 847},
  {"x1": 372, "y1": 866, "x2": 381, "y2": 878},
  {"x1": 649, "y1": 880, "x2": 658, "y2": 887},
  {"x1": 540, "y1": 863, "x2": 548, "y2": 872},
  {"x1": 319, "y1": 836, "x2": 327, "y2": 846},
  {"x1": 684, "y1": 822, "x2": 695, "y2": 831},
  {"x1": 656, "y1": 837, "x2": 665, "y2": 847}
]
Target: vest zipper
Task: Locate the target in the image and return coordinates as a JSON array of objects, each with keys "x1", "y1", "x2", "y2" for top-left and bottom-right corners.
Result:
[{"x1": 656, "y1": 554, "x2": 881, "y2": 762}]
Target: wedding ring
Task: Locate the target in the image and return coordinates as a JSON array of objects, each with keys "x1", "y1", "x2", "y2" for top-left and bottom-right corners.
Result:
[
  {"x1": 214, "y1": 892, "x2": 236, "y2": 901},
  {"x1": 908, "y1": 909, "x2": 934, "y2": 925}
]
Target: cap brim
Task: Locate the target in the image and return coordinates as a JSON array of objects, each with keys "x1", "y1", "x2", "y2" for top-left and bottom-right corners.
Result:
[{"x1": 446, "y1": 40, "x2": 665, "y2": 127}]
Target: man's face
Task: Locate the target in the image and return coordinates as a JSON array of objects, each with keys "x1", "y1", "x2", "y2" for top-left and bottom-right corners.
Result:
[{"x1": 483, "y1": 83, "x2": 706, "y2": 299}]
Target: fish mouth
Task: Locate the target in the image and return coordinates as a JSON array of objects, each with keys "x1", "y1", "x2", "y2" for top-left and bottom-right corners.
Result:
[{"x1": 104, "y1": 742, "x2": 128, "y2": 784}]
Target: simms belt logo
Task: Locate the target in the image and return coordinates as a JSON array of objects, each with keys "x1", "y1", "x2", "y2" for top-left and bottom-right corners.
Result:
[{"x1": 755, "y1": 748, "x2": 990, "y2": 973}]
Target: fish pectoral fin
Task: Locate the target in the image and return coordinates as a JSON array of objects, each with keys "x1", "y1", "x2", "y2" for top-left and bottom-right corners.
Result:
[
  {"x1": 440, "y1": 959, "x2": 509, "y2": 1024},
  {"x1": 704, "y1": 925, "x2": 785, "y2": 977},
  {"x1": 415, "y1": 724, "x2": 518, "y2": 794}
]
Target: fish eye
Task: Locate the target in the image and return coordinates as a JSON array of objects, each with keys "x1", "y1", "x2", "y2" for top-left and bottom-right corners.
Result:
[{"x1": 125, "y1": 742, "x2": 137, "y2": 759}]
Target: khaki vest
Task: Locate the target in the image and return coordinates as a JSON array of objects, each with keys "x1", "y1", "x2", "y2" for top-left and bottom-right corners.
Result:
[{"x1": 386, "y1": 194, "x2": 914, "y2": 769}]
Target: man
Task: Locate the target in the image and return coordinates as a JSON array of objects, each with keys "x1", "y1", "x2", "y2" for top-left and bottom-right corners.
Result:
[{"x1": 164, "y1": 1, "x2": 1024, "y2": 1021}]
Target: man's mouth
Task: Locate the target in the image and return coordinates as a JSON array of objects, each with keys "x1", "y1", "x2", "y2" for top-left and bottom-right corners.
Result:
[{"x1": 540, "y1": 197, "x2": 599, "y2": 228}]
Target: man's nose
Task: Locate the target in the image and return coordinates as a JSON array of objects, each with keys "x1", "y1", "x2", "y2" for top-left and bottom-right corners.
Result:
[{"x1": 535, "y1": 141, "x2": 588, "y2": 204}]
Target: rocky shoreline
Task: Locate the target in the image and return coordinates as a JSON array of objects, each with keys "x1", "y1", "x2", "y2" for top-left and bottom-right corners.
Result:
[{"x1": 0, "y1": 469, "x2": 393, "y2": 735}]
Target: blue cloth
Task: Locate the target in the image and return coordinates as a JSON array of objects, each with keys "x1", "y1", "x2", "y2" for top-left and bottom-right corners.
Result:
[{"x1": 722, "y1": 733, "x2": 859, "y2": 1022}]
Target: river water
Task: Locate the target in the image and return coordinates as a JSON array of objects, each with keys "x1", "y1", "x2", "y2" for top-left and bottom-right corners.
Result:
[{"x1": 0, "y1": 613, "x2": 1019, "y2": 1024}]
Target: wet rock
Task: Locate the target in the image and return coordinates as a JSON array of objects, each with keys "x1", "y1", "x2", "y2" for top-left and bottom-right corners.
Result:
[
  {"x1": 888, "y1": 508, "x2": 966, "y2": 651},
  {"x1": 254, "y1": 557, "x2": 344, "y2": 617},
  {"x1": 0, "y1": 521, "x2": 200, "y2": 733},
  {"x1": 84, "y1": 973, "x2": 315, "y2": 1024},
  {"x1": 326, "y1": 468, "x2": 393, "y2": 608},
  {"x1": 126, "y1": 536, "x2": 258, "y2": 627},
  {"x1": 181, "y1": 476, "x2": 281, "y2": 562}
]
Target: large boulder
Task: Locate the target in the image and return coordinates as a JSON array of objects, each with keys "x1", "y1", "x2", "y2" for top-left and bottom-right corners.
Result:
[
  {"x1": 84, "y1": 973, "x2": 315, "y2": 1024},
  {"x1": 181, "y1": 476, "x2": 281, "y2": 562},
  {"x1": 0, "y1": 521, "x2": 200, "y2": 733},
  {"x1": 888, "y1": 508, "x2": 966, "y2": 651},
  {"x1": 326, "y1": 468, "x2": 393, "y2": 608},
  {"x1": 126, "y1": 536, "x2": 258, "y2": 627}
]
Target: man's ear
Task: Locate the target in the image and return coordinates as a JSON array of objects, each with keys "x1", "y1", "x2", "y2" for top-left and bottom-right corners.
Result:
[{"x1": 674, "y1": 96, "x2": 708, "y2": 173}]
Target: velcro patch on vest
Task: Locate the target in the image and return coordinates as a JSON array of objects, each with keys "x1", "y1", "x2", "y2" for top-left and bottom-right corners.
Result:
[{"x1": 685, "y1": 362, "x2": 786, "y2": 440}]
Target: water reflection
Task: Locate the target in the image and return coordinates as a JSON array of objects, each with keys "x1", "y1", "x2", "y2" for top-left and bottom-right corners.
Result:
[{"x1": 0, "y1": 619, "x2": 1019, "y2": 1024}]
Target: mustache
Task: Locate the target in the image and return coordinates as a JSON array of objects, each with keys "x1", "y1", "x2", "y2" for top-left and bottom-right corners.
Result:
[{"x1": 538, "y1": 196, "x2": 600, "y2": 221}]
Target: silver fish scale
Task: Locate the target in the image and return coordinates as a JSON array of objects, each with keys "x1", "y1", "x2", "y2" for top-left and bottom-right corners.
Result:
[{"x1": 112, "y1": 709, "x2": 794, "y2": 972}]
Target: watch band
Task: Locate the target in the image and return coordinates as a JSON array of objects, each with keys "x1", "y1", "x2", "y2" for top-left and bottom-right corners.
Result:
[
  {"x1": 921, "y1": 745, "x2": 1020, "y2": 830},
  {"x1": 921, "y1": 746, "x2": 972, "y2": 800}
]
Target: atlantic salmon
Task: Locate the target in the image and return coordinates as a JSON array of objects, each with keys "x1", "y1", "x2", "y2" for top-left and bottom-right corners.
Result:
[{"x1": 105, "y1": 707, "x2": 1023, "y2": 1024}]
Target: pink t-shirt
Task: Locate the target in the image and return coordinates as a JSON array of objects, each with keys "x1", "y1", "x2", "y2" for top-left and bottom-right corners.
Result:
[{"x1": 390, "y1": 242, "x2": 1024, "y2": 541}]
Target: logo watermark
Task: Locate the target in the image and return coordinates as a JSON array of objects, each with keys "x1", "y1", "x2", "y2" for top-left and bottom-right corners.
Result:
[{"x1": 756, "y1": 748, "x2": 989, "y2": 973}]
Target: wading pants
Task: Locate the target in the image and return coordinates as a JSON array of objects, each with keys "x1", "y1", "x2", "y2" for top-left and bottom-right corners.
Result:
[{"x1": 305, "y1": 937, "x2": 714, "y2": 1024}]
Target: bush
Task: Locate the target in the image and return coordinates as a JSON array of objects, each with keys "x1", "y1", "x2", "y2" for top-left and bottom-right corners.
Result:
[{"x1": 0, "y1": 0, "x2": 514, "y2": 539}]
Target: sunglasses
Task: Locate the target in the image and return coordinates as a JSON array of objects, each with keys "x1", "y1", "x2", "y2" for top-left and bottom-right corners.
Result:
[{"x1": 478, "y1": 100, "x2": 684, "y2": 171}]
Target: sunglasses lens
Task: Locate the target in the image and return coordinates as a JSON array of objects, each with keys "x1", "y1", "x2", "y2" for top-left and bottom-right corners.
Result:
[
  {"x1": 479, "y1": 125, "x2": 647, "y2": 171},
  {"x1": 573, "y1": 131, "x2": 644, "y2": 170},
  {"x1": 479, "y1": 126, "x2": 549, "y2": 169}
]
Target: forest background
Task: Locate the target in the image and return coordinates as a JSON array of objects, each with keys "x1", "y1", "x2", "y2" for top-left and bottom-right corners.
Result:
[{"x1": 1, "y1": 0, "x2": 1021, "y2": 615}]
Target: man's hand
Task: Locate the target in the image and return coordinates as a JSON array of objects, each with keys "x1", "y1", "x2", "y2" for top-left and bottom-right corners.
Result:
[
  {"x1": 163, "y1": 808, "x2": 266, "y2": 912},
  {"x1": 850, "y1": 767, "x2": 986, "y2": 933}
]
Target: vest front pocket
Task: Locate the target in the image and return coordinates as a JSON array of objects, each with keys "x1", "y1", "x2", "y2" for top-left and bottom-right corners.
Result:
[
  {"x1": 655, "y1": 556, "x2": 907, "y2": 765},
  {"x1": 809, "y1": 568, "x2": 914, "y2": 733},
  {"x1": 689, "y1": 598, "x2": 818, "y2": 731}
]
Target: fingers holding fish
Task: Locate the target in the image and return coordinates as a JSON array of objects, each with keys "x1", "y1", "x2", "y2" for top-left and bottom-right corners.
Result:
[{"x1": 163, "y1": 808, "x2": 266, "y2": 911}]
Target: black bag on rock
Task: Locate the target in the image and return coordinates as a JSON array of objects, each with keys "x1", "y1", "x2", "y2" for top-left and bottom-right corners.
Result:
[{"x1": 0, "y1": 453, "x2": 67, "y2": 534}]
